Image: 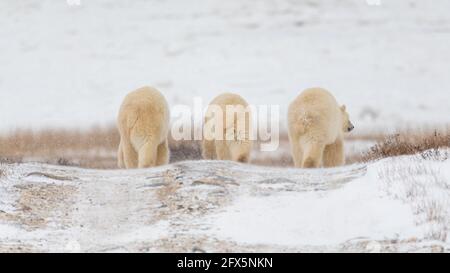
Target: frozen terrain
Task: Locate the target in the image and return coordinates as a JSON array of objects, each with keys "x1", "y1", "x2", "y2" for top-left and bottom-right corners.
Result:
[
  {"x1": 1, "y1": 150, "x2": 449, "y2": 252},
  {"x1": 1, "y1": 0, "x2": 450, "y2": 132}
]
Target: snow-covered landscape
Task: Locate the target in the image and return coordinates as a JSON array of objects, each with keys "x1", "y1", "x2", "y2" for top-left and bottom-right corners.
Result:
[
  {"x1": 1, "y1": 151, "x2": 449, "y2": 252},
  {"x1": 1, "y1": 0, "x2": 450, "y2": 253}
]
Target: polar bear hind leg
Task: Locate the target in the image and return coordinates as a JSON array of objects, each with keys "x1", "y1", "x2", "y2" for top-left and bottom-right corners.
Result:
[
  {"x1": 202, "y1": 139, "x2": 216, "y2": 160},
  {"x1": 137, "y1": 140, "x2": 158, "y2": 168},
  {"x1": 215, "y1": 141, "x2": 230, "y2": 160},
  {"x1": 323, "y1": 139, "x2": 345, "y2": 168},
  {"x1": 121, "y1": 137, "x2": 139, "y2": 169},
  {"x1": 236, "y1": 153, "x2": 249, "y2": 163},
  {"x1": 118, "y1": 141, "x2": 125, "y2": 168},
  {"x1": 156, "y1": 139, "x2": 170, "y2": 166},
  {"x1": 288, "y1": 132, "x2": 303, "y2": 168},
  {"x1": 302, "y1": 142, "x2": 325, "y2": 168}
]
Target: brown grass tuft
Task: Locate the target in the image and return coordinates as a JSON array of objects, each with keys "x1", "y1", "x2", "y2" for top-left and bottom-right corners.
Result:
[{"x1": 362, "y1": 130, "x2": 450, "y2": 162}]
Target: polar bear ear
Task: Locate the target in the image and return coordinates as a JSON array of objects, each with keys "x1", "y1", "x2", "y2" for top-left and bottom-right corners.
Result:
[{"x1": 340, "y1": 105, "x2": 346, "y2": 112}]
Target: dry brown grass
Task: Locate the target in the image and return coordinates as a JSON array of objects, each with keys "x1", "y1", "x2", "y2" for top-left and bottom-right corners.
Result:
[
  {"x1": 1, "y1": 126, "x2": 449, "y2": 169},
  {"x1": 0, "y1": 126, "x2": 119, "y2": 154},
  {"x1": 0, "y1": 126, "x2": 295, "y2": 168},
  {"x1": 0, "y1": 126, "x2": 120, "y2": 168},
  {"x1": 362, "y1": 130, "x2": 450, "y2": 162},
  {"x1": 0, "y1": 126, "x2": 209, "y2": 169}
]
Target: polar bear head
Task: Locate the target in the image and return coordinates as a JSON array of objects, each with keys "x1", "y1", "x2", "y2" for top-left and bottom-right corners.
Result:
[{"x1": 340, "y1": 105, "x2": 354, "y2": 133}]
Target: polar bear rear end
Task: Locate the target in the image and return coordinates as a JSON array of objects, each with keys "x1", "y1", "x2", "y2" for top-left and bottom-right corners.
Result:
[
  {"x1": 287, "y1": 88, "x2": 354, "y2": 168},
  {"x1": 117, "y1": 86, "x2": 170, "y2": 169},
  {"x1": 202, "y1": 93, "x2": 252, "y2": 163}
]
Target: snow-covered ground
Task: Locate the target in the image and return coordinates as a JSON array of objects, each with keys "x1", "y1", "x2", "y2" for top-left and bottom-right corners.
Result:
[
  {"x1": 1, "y1": 0, "x2": 450, "y2": 132},
  {"x1": 1, "y1": 150, "x2": 449, "y2": 252}
]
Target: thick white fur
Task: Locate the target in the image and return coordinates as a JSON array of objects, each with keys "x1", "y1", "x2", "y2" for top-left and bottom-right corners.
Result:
[
  {"x1": 117, "y1": 86, "x2": 170, "y2": 169},
  {"x1": 202, "y1": 93, "x2": 252, "y2": 163},
  {"x1": 288, "y1": 88, "x2": 353, "y2": 168}
]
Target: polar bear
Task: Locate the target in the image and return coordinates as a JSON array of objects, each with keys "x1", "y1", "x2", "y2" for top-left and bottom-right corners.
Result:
[
  {"x1": 117, "y1": 86, "x2": 170, "y2": 169},
  {"x1": 202, "y1": 93, "x2": 252, "y2": 163},
  {"x1": 287, "y1": 88, "x2": 354, "y2": 168}
]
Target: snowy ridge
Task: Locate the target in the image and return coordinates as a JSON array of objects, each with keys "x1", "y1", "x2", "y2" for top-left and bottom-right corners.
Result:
[{"x1": 0, "y1": 151, "x2": 449, "y2": 252}]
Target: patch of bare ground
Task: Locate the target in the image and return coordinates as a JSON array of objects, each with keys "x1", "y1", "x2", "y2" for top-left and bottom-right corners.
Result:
[
  {"x1": 152, "y1": 165, "x2": 236, "y2": 225},
  {"x1": 341, "y1": 238, "x2": 445, "y2": 253},
  {"x1": 0, "y1": 182, "x2": 76, "y2": 230},
  {"x1": 0, "y1": 243, "x2": 37, "y2": 253},
  {"x1": 144, "y1": 235, "x2": 299, "y2": 253}
]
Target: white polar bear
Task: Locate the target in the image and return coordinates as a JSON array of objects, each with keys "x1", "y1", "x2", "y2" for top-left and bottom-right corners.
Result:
[
  {"x1": 202, "y1": 93, "x2": 252, "y2": 163},
  {"x1": 117, "y1": 86, "x2": 170, "y2": 169},
  {"x1": 287, "y1": 88, "x2": 354, "y2": 168}
]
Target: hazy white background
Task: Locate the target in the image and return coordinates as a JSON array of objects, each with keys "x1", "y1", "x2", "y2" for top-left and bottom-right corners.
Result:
[{"x1": 0, "y1": 0, "x2": 449, "y2": 132}]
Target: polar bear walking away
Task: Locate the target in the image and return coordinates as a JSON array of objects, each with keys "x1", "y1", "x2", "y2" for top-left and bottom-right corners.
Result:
[
  {"x1": 117, "y1": 86, "x2": 170, "y2": 169},
  {"x1": 202, "y1": 93, "x2": 252, "y2": 163},
  {"x1": 288, "y1": 88, "x2": 354, "y2": 168}
]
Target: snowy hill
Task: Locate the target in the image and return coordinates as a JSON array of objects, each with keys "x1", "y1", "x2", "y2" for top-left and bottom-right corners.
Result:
[{"x1": 1, "y1": 151, "x2": 449, "y2": 252}]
